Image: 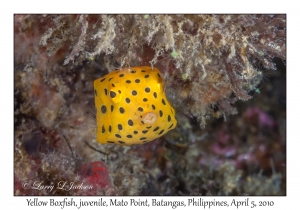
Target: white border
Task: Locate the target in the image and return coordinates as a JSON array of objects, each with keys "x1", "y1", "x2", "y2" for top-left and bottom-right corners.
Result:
[{"x1": 3, "y1": 0, "x2": 295, "y2": 209}]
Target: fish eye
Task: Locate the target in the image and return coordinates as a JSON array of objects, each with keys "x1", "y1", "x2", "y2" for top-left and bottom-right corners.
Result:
[{"x1": 109, "y1": 88, "x2": 123, "y2": 104}]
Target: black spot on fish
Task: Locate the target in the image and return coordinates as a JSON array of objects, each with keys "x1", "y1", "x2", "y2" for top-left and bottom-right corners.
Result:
[
  {"x1": 138, "y1": 107, "x2": 143, "y2": 112},
  {"x1": 159, "y1": 110, "x2": 163, "y2": 117},
  {"x1": 110, "y1": 91, "x2": 116, "y2": 98},
  {"x1": 111, "y1": 105, "x2": 114, "y2": 112},
  {"x1": 118, "y1": 124, "x2": 123, "y2": 130},
  {"x1": 153, "y1": 92, "x2": 157, "y2": 98},
  {"x1": 119, "y1": 107, "x2": 125, "y2": 114},
  {"x1": 126, "y1": 135, "x2": 133, "y2": 138},
  {"x1": 135, "y1": 79, "x2": 140, "y2": 83},
  {"x1": 115, "y1": 134, "x2": 121, "y2": 138},
  {"x1": 119, "y1": 74, "x2": 124, "y2": 77},
  {"x1": 158, "y1": 130, "x2": 164, "y2": 135},
  {"x1": 101, "y1": 105, "x2": 107, "y2": 114},
  {"x1": 100, "y1": 78, "x2": 106, "y2": 82},
  {"x1": 132, "y1": 90, "x2": 137, "y2": 96},
  {"x1": 168, "y1": 115, "x2": 171, "y2": 122},
  {"x1": 145, "y1": 87, "x2": 150, "y2": 93},
  {"x1": 125, "y1": 98, "x2": 131, "y2": 104},
  {"x1": 152, "y1": 104, "x2": 156, "y2": 110},
  {"x1": 162, "y1": 99, "x2": 166, "y2": 105},
  {"x1": 153, "y1": 127, "x2": 159, "y2": 132},
  {"x1": 143, "y1": 98, "x2": 148, "y2": 102},
  {"x1": 128, "y1": 119, "x2": 133, "y2": 126}
]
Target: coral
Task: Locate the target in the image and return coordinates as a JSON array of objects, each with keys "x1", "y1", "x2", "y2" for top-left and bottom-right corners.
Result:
[
  {"x1": 242, "y1": 173, "x2": 283, "y2": 195},
  {"x1": 15, "y1": 14, "x2": 286, "y2": 126},
  {"x1": 14, "y1": 14, "x2": 286, "y2": 196},
  {"x1": 76, "y1": 161, "x2": 114, "y2": 195}
]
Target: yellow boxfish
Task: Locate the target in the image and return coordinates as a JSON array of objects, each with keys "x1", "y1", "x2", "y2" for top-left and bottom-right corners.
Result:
[{"x1": 94, "y1": 66, "x2": 177, "y2": 145}]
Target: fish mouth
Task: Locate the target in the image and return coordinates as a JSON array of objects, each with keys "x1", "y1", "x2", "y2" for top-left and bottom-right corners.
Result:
[{"x1": 142, "y1": 112, "x2": 157, "y2": 124}]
